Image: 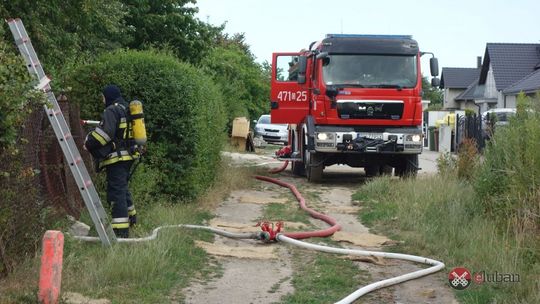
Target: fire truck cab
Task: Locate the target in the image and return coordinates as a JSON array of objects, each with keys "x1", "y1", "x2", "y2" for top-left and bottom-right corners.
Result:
[{"x1": 270, "y1": 34, "x2": 439, "y2": 181}]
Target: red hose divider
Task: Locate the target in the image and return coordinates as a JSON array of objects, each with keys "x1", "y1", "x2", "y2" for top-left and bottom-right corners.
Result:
[
  {"x1": 255, "y1": 175, "x2": 341, "y2": 240},
  {"x1": 268, "y1": 160, "x2": 289, "y2": 174}
]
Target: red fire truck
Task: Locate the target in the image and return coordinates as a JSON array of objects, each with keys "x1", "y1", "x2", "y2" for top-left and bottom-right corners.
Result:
[{"x1": 271, "y1": 34, "x2": 439, "y2": 181}]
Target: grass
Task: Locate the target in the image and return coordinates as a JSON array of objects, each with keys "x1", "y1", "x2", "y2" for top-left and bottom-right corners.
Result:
[
  {"x1": 0, "y1": 158, "x2": 256, "y2": 304},
  {"x1": 261, "y1": 203, "x2": 312, "y2": 225},
  {"x1": 281, "y1": 249, "x2": 370, "y2": 304},
  {"x1": 353, "y1": 175, "x2": 540, "y2": 304}
]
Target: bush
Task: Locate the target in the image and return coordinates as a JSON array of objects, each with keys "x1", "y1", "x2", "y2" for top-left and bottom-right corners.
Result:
[
  {"x1": 0, "y1": 29, "x2": 50, "y2": 278},
  {"x1": 0, "y1": 27, "x2": 36, "y2": 149},
  {"x1": 65, "y1": 50, "x2": 226, "y2": 200},
  {"x1": 201, "y1": 45, "x2": 269, "y2": 130},
  {"x1": 475, "y1": 93, "x2": 540, "y2": 231}
]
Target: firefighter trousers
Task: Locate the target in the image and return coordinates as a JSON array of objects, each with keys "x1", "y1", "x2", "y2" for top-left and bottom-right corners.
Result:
[{"x1": 106, "y1": 160, "x2": 135, "y2": 238}]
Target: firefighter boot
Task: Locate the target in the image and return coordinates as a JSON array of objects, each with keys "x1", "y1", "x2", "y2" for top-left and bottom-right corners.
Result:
[
  {"x1": 113, "y1": 228, "x2": 129, "y2": 238},
  {"x1": 129, "y1": 214, "x2": 137, "y2": 227}
]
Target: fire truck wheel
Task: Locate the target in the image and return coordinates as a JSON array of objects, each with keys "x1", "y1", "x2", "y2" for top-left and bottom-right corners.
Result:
[
  {"x1": 305, "y1": 150, "x2": 323, "y2": 182},
  {"x1": 395, "y1": 155, "x2": 418, "y2": 178},
  {"x1": 380, "y1": 165, "x2": 393, "y2": 175},
  {"x1": 364, "y1": 165, "x2": 380, "y2": 177},
  {"x1": 292, "y1": 160, "x2": 306, "y2": 176}
]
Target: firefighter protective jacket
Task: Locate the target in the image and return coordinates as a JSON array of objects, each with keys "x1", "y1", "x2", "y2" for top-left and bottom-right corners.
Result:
[{"x1": 85, "y1": 98, "x2": 139, "y2": 169}]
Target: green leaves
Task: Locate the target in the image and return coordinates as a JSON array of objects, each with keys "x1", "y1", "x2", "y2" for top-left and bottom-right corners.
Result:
[
  {"x1": 201, "y1": 43, "x2": 270, "y2": 130},
  {"x1": 0, "y1": 33, "x2": 43, "y2": 150},
  {"x1": 65, "y1": 49, "x2": 226, "y2": 200}
]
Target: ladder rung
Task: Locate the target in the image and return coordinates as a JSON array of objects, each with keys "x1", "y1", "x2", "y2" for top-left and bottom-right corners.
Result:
[
  {"x1": 72, "y1": 156, "x2": 82, "y2": 165},
  {"x1": 64, "y1": 133, "x2": 72, "y2": 140},
  {"x1": 35, "y1": 76, "x2": 50, "y2": 91},
  {"x1": 84, "y1": 180, "x2": 93, "y2": 188},
  {"x1": 14, "y1": 37, "x2": 29, "y2": 45},
  {"x1": 51, "y1": 110, "x2": 62, "y2": 116}
]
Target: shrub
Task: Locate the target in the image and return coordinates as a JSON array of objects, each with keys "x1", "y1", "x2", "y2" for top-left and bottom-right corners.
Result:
[
  {"x1": 0, "y1": 29, "x2": 50, "y2": 278},
  {"x1": 456, "y1": 137, "x2": 479, "y2": 180},
  {"x1": 201, "y1": 45, "x2": 270, "y2": 130},
  {"x1": 475, "y1": 93, "x2": 540, "y2": 231},
  {"x1": 0, "y1": 27, "x2": 36, "y2": 150},
  {"x1": 65, "y1": 50, "x2": 226, "y2": 200}
]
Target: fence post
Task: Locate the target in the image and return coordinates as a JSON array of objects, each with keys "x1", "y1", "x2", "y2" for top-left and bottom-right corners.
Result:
[{"x1": 38, "y1": 230, "x2": 64, "y2": 304}]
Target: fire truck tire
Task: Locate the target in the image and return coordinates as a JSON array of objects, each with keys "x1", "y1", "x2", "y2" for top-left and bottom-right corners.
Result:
[
  {"x1": 291, "y1": 130, "x2": 305, "y2": 176},
  {"x1": 395, "y1": 155, "x2": 418, "y2": 178},
  {"x1": 380, "y1": 165, "x2": 393, "y2": 175},
  {"x1": 292, "y1": 160, "x2": 306, "y2": 176},
  {"x1": 364, "y1": 165, "x2": 380, "y2": 177},
  {"x1": 305, "y1": 150, "x2": 323, "y2": 182}
]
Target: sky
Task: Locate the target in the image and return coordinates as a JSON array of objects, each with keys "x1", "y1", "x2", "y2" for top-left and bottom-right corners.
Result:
[{"x1": 195, "y1": 0, "x2": 540, "y2": 78}]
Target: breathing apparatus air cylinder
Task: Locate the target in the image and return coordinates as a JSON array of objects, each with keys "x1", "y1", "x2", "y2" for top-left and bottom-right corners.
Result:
[{"x1": 129, "y1": 100, "x2": 147, "y2": 146}]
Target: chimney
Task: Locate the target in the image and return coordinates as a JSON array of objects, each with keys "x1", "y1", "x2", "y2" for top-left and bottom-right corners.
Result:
[{"x1": 477, "y1": 56, "x2": 482, "y2": 68}]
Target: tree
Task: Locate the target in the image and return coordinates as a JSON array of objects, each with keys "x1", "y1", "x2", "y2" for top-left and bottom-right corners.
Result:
[
  {"x1": 422, "y1": 76, "x2": 443, "y2": 106},
  {"x1": 121, "y1": 0, "x2": 223, "y2": 64},
  {"x1": 201, "y1": 43, "x2": 270, "y2": 129},
  {"x1": 1, "y1": 1, "x2": 127, "y2": 70}
]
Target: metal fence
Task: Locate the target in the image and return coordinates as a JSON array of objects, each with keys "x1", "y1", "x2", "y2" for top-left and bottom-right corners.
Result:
[
  {"x1": 0, "y1": 95, "x2": 90, "y2": 276},
  {"x1": 455, "y1": 113, "x2": 485, "y2": 152}
]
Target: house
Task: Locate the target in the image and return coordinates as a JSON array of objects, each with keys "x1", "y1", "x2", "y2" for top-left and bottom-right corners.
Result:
[
  {"x1": 439, "y1": 58, "x2": 481, "y2": 111},
  {"x1": 475, "y1": 43, "x2": 540, "y2": 113}
]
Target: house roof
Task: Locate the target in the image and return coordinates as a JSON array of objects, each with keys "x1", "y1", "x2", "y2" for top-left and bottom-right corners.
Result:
[
  {"x1": 479, "y1": 43, "x2": 540, "y2": 90},
  {"x1": 503, "y1": 69, "x2": 540, "y2": 95},
  {"x1": 455, "y1": 79, "x2": 479, "y2": 101},
  {"x1": 440, "y1": 67, "x2": 480, "y2": 89}
]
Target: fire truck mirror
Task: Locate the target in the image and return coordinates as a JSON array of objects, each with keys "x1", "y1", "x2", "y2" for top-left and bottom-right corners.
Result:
[
  {"x1": 325, "y1": 85, "x2": 339, "y2": 99},
  {"x1": 297, "y1": 56, "x2": 308, "y2": 84},
  {"x1": 431, "y1": 77, "x2": 440, "y2": 87},
  {"x1": 430, "y1": 57, "x2": 439, "y2": 76},
  {"x1": 298, "y1": 56, "x2": 307, "y2": 72}
]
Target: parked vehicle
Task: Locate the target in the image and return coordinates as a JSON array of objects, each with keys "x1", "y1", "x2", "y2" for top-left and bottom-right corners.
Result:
[
  {"x1": 481, "y1": 108, "x2": 516, "y2": 139},
  {"x1": 270, "y1": 34, "x2": 439, "y2": 181},
  {"x1": 253, "y1": 114, "x2": 288, "y2": 144}
]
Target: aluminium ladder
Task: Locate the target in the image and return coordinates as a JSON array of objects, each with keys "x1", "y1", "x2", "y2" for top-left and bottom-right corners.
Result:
[{"x1": 6, "y1": 18, "x2": 116, "y2": 246}]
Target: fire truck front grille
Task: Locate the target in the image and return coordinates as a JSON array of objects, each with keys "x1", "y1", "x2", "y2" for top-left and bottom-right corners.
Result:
[{"x1": 337, "y1": 101, "x2": 404, "y2": 120}]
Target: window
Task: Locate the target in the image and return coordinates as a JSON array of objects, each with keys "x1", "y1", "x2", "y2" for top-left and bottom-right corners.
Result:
[
  {"x1": 275, "y1": 55, "x2": 300, "y2": 82},
  {"x1": 322, "y1": 55, "x2": 417, "y2": 88}
]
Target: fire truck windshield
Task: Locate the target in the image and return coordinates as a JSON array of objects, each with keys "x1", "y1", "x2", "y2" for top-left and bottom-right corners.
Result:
[{"x1": 322, "y1": 55, "x2": 417, "y2": 88}]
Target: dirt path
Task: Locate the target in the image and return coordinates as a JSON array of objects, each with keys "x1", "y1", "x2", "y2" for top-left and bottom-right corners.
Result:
[{"x1": 181, "y1": 150, "x2": 456, "y2": 304}]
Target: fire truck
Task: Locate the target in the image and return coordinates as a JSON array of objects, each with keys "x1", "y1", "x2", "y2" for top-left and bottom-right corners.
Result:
[{"x1": 270, "y1": 34, "x2": 440, "y2": 181}]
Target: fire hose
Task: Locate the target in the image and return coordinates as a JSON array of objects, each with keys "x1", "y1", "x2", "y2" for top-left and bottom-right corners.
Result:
[{"x1": 73, "y1": 163, "x2": 445, "y2": 303}]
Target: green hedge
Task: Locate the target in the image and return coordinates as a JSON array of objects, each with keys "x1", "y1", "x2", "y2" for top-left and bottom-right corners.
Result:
[{"x1": 65, "y1": 50, "x2": 226, "y2": 200}]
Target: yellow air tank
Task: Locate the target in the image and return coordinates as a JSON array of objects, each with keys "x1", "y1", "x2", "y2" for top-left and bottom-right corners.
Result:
[{"x1": 129, "y1": 100, "x2": 147, "y2": 145}]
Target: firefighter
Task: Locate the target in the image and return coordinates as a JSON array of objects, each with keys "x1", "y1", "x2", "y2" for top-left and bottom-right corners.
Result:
[{"x1": 84, "y1": 85, "x2": 138, "y2": 238}]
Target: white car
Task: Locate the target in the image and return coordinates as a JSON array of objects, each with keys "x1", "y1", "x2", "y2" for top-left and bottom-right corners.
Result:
[
  {"x1": 481, "y1": 108, "x2": 516, "y2": 139},
  {"x1": 254, "y1": 115, "x2": 288, "y2": 144}
]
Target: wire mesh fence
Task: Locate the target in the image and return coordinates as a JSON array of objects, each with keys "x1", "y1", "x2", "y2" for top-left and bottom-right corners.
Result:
[{"x1": 0, "y1": 95, "x2": 90, "y2": 277}]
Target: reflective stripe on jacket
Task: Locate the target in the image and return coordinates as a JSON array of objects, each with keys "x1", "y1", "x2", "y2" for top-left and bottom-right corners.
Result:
[{"x1": 84, "y1": 99, "x2": 140, "y2": 168}]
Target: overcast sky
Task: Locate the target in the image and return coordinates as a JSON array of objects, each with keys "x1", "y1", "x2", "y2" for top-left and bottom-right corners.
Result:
[{"x1": 196, "y1": 0, "x2": 540, "y2": 77}]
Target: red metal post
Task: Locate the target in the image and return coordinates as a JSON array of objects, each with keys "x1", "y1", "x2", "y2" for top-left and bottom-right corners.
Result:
[{"x1": 38, "y1": 230, "x2": 64, "y2": 304}]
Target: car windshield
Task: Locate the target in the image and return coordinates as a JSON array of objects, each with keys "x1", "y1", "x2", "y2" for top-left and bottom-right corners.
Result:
[
  {"x1": 258, "y1": 116, "x2": 271, "y2": 124},
  {"x1": 322, "y1": 55, "x2": 417, "y2": 88},
  {"x1": 483, "y1": 111, "x2": 515, "y2": 122}
]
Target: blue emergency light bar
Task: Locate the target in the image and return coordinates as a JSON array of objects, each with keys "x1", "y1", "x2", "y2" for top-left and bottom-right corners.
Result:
[{"x1": 326, "y1": 34, "x2": 413, "y2": 40}]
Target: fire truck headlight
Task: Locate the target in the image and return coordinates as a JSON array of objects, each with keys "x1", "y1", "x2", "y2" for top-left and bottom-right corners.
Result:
[
  {"x1": 406, "y1": 134, "x2": 422, "y2": 142},
  {"x1": 317, "y1": 133, "x2": 334, "y2": 141}
]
